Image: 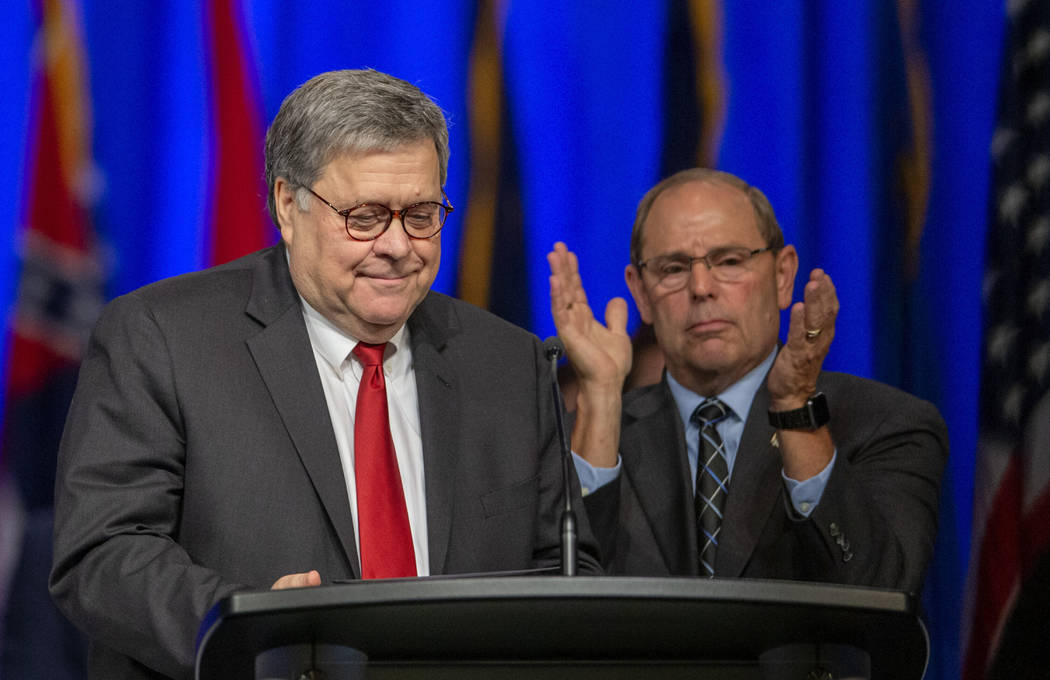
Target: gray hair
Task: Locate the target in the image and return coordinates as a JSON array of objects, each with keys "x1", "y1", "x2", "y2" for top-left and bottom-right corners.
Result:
[
  {"x1": 630, "y1": 168, "x2": 784, "y2": 265},
  {"x1": 265, "y1": 69, "x2": 450, "y2": 226}
]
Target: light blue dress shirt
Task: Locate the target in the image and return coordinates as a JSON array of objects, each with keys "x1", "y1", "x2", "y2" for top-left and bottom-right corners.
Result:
[{"x1": 572, "y1": 348, "x2": 835, "y2": 518}]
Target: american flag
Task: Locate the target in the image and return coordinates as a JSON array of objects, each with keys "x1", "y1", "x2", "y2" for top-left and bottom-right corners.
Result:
[{"x1": 962, "y1": 1, "x2": 1050, "y2": 678}]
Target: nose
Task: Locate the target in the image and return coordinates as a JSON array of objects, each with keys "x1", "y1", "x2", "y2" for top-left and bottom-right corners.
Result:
[
  {"x1": 370, "y1": 214, "x2": 413, "y2": 258},
  {"x1": 686, "y1": 258, "x2": 716, "y2": 298}
]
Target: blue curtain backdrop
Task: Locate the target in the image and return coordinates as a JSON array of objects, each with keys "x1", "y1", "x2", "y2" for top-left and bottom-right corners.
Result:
[{"x1": 0, "y1": 1, "x2": 1004, "y2": 678}]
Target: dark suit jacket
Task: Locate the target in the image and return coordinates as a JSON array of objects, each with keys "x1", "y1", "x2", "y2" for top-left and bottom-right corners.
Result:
[
  {"x1": 50, "y1": 244, "x2": 599, "y2": 680},
  {"x1": 584, "y1": 369, "x2": 947, "y2": 592}
]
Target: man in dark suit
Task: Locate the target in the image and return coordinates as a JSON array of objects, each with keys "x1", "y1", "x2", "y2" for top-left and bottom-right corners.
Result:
[
  {"x1": 548, "y1": 167, "x2": 946, "y2": 591},
  {"x1": 50, "y1": 69, "x2": 599, "y2": 680}
]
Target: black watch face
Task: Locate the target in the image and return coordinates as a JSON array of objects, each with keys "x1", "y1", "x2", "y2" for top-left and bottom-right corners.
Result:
[{"x1": 809, "y1": 393, "x2": 829, "y2": 426}]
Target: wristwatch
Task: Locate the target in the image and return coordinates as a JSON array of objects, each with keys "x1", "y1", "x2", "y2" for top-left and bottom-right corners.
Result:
[{"x1": 768, "y1": 392, "x2": 829, "y2": 430}]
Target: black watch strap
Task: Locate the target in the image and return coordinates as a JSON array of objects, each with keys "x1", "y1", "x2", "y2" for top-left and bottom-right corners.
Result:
[{"x1": 768, "y1": 392, "x2": 829, "y2": 430}]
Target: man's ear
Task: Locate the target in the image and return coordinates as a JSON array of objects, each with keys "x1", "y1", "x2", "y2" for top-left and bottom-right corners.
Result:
[
  {"x1": 775, "y1": 244, "x2": 799, "y2": 310},
  {"x1": 625, "y1": 264, "x2": 653, "y2": 324},
  {"x1": 273, "y1": 178, "x2": 299, "y2": 242}
]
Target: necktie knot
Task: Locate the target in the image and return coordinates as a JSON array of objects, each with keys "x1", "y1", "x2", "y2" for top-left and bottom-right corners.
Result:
[
  {"x1": 353, "y1": 342, "x2": 387, "y2": 367},
  {"x1": 692, "y1": 398, "x2": 729, "y2": 428}
]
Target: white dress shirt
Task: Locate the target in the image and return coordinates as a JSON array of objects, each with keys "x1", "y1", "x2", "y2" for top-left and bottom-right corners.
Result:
[{"x1": 300, "y1": 298, "x2": 430, "y2": 576}]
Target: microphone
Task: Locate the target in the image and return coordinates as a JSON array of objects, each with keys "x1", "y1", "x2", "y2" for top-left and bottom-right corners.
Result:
[{"x1": 543, "y1": 336, "x2": 577, "y2": 576}]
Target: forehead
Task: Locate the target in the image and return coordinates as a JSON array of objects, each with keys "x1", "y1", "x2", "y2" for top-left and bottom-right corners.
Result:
[
  {"x1": 642, "y1": 180, "x2": 761, "y2": 254},
  {"x1": 320, "y1": 142, "x2": 441, "y2": 189}
]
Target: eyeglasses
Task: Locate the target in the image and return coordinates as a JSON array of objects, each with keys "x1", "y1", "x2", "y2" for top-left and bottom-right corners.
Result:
[
  {"x1": 636, "y1": 246, "x2": 775, "y2": 291},
  {"x1": 304, "y1": 186, "x2": 454, "y2": 241}
]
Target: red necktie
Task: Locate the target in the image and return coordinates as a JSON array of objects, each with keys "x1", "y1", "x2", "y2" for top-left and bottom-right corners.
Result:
[{"x1": 352, "y1": 342, "x2": 416, "y2": 578}]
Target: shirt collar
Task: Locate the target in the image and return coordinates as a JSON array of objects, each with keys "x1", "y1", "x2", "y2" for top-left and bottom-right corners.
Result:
[
  {"x1": 666, "y1": 348, "x2": 777, "y2": 424},
  {"x1": 299, "y1": 295, "x2": 410, "y2": 377}
]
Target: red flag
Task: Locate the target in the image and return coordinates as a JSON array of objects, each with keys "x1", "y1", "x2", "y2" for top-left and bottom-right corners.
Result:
[
  {"x1": 1, "y1": 0, "x2": 104, "y2": 641},
  {"x1": 204, "y1": 0, "x2": 271, "y2": 265}
]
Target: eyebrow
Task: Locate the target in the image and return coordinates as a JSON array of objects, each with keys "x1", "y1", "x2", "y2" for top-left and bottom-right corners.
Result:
[
  {"x1": 649, "y1": 244, "x2": 753, "y2": 259},
  {"x1": 354, "y1": 195, "x2": 446, "y2": 208}
]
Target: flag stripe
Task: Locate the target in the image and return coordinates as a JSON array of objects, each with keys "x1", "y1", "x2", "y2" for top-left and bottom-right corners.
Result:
[
  {"x1": 205, "y1": 0, "x2": 270, "y2": 266},
  {"x1": 41, "y1": 0, "x2": 93, "y2": 210},
  {"x1": 688, "y1": 0, "x2": 726, "y2": 168},
  {"x1": 963, "y1": 456, "x2": 1022, "y2": 680},
  {"x1": 458, "y1": 0, "x2": 503, "y2": 310},
  {"x1": 893, "y1": 0, "x2": 932, "y2": 279},
  {"x1": 1021, "y1": 486, "x2": 1050, "y2": 571}
]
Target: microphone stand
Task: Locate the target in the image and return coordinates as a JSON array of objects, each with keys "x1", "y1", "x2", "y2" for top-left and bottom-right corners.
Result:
[{"x1": 543, "y1": 337, "x2": 577, "y2": 576}]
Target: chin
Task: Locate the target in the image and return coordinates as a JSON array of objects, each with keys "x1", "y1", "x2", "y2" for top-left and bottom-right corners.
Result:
[
  {"x1": 360, "y1": 297, "x2": 424, "y2": 328},
  {"x1": 361, "y1": 309, "x2": 410, "y2": 329},
  {"x1": 685, "y1": 346, "x2": 739, "y2": 372},
  {"x1": 685, "y1": 334, "x2": 733, "y2": 357}
]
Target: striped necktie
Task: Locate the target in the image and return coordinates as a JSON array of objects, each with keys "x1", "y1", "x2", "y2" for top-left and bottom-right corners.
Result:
[{"x1": 693, "y1": 398, "x2": 730, "y2": 577}]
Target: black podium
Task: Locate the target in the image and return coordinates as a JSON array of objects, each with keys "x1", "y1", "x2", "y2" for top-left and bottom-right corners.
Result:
[{"x1": 196, "y1": 576, "x2": 928, "y2": 679}]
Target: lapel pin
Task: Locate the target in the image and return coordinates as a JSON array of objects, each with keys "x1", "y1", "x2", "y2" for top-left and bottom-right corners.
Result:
[{"x1": 770, "y1": 432, "x2": 779, "y2": 449}]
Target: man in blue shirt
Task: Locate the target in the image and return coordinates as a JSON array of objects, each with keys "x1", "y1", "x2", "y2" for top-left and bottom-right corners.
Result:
[{"x1": 548, "y1": 168, "x2": 947, "y2": 591}]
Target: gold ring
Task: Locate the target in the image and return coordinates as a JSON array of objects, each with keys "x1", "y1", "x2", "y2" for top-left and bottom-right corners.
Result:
[{"x1": 805, "y1": 327, "x2": 822, "y2": 339}]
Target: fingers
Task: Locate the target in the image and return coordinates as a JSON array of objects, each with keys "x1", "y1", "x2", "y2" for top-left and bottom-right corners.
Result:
[
  {"x1": 548, "y1": 242, "x2": 590, "y2": 312},
  {"x1": 547, "y1": 243, "x2": 633, "y2": 387},
  {"x1": 271, "y1": 570, "x2": 321, "y2": 590},
  {"x1": 549, "y1": 242, "x2": 597, "y2": 339},
  {"x1": 548, "y1": 242, "x2": 576, "y2": 304},
  {"x1": 764, "y1": 269, "x2": 839, "y2": 407},
  {"x1": 605, "y1": 297, "x2": 629, "y2": 335},
  {"x1": 787, "y1": 302, "x2": 808, "y2": 344},
  {"x1": 771, "y1": 300, "x2": 826, "y2": 406},
  {"x1": 801, "y1": 269, "x2": 838, "y2": 337},
  {"x1": 785, "y1": 269, "x2": 837, "y2": 346}
]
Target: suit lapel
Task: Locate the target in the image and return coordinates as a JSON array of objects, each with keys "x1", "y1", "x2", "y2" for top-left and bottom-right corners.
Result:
[
  {"x1": 621, "y1": 381, "x2": 697, "y2": 574},
  {"x1": 244, "y1": 245, "x2": 361, "y2": 577},
  {"x1": 408, "y1": 294, "x2": 460, "y2": 575},
  {"x1": 716, "y1": 381, "x2": 783, "y2": 577}
]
